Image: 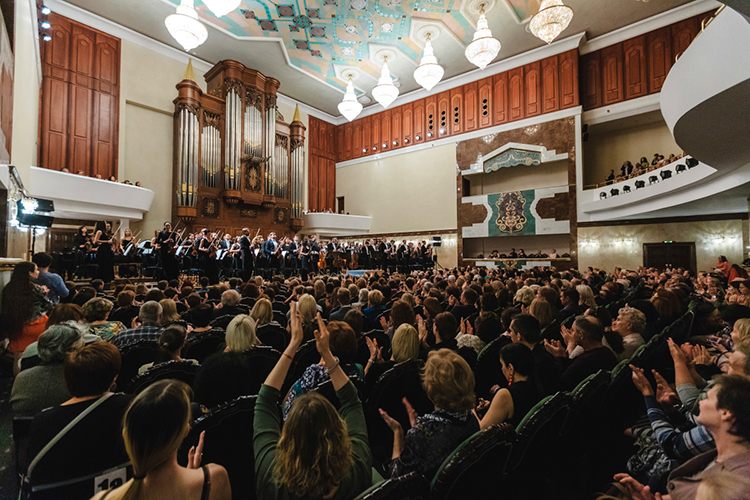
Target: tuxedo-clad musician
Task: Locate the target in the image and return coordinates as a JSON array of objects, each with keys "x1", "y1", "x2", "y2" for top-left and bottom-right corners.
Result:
[
  {"x1": 309, "y1": 235, "x2": 321, "y2": 271},
  {"x1": 154, "y1": 221, "x2": 180, "y2": 280},
  {"x1": 240, "y1": 228, "x2": 253, "y2": 278},
  {"x1": 286, "y1": 235, "x2": 301, "y2": 275},
  {"x1": 262, "y1": 231, "x2": 280, "y2": 272},
  {"x1": 377, "y1": 238, "x2": 387, "y2": 270},
  {"x1": 326, "y1": 237, "x2": 342, "y2": 273}
]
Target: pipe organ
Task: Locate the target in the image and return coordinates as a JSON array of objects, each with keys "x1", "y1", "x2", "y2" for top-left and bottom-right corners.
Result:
[{"x1": 173, "y1": 60, "x2": 306, "y2": 235}]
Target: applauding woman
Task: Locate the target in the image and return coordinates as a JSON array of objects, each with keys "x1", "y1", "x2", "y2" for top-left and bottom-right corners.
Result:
[{"x1": 253, "y1": 302, "x2": 372, "y2": 499}]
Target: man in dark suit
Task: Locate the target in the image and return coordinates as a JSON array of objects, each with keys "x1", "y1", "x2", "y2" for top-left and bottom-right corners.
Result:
[
  {"x1": 560, "y1": 288, "x2": 585, "y2": 319},
  {"x1": 211, "y1": 289, "x2": 249, "y2": 320},
  {"x1": 509, "y1": 314, "x2": 560, "y2": 395},
  {"x1": 447, "y1": 287, "x2": 479, "y2": 322},
  {"x1": 329, "y1": 288, "x2": 353, "y2": 321},
  {"x1": 262, "y1": 231, "x2": 279, "y2": 273}
]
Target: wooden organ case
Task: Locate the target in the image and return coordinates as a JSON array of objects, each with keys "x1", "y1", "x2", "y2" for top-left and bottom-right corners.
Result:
[{"x1": 172, "y1": 60, "x2": 306, "y2": 238}]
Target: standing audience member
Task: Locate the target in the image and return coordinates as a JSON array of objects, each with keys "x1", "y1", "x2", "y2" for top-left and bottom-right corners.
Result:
[{"x1": 32, "y1": 252, "x2": 69, "y2": 304}]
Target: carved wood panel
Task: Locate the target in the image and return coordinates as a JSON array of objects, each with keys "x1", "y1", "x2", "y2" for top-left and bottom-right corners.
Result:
[
  {"x1": 402, "y1": 102, "x2": 413, "y2": 145},
  {"x1": 541, "y1": 56, "x2": 559, "y2": 113},
  {"x1": 623, "y1": 35, "x2": 647, "y2": 100},
  {"x1": 559, "y1": 50, "x2": 578, "y2": 108},
  {"x1": 508, "y1": 67, "x2": 524, "y2": 121},
  {"x1": 413, "y1": 99, "x2": 425, "y2": 143},
  {"x1": 344, "y1": 122, "x2": 352, "y2": 160},
  {"x1": 647, "y1": 27, "x2": 672, "y2": 94},
  {"x1": 601, "y1": 44, "x2": 624, "y2": 105},
  {"x1": 437, "y1": 91, "x2": 450, "y2": 138},
  {"x1": 371, "y1": 113, "x2": 381, "y2": 152},
  {"x1": 478, "y1": 77, "x2": 492, "y2": 128},
  {"x1": 362, "y1": 115, "x2": 371, "y2": 155},
  {"x1": 672, "y1": 17, "x2": 698, "y2": 62},
  {"x1": 581, "y1": 51, "x2": 601, "y2": 110},
  {"x1": 381, "y1": 109, "x2": 391, "y2": 150},
  {"x1": 492, "y1": 72, "x2": 508, "y2": 125},
  {"x1": 392, "y1": 107, "x2": 402, "y2": 148},
  {"x1": 425, "y1": 95, "x2": 437, "y2": 141},
  {"x1": 463, "y1": 82, "x2": 477, "y2": 132},
  {"x1": 352, "y1": 119, "x2": 362, "y2": 157},
  {"x1": 318, "y1": 155, "x2": 327, "y2": 209},
  {"x1": 326, "y1": 159, "x2": 336, "y2": 211},
  {"x1": 309, "y1": 154, "x2": 319, "y2": 210},
  {"x1": 450, "y1": 86, "x2": 464, "y2": 135},
  {"x1": 524, "y1": 61, "x2": 541, "y2": 117}
]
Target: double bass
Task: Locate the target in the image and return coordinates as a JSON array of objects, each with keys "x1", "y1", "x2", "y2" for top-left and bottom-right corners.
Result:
[{"x1": 318, "y1": 248, "x2": 327, "y2": 270}]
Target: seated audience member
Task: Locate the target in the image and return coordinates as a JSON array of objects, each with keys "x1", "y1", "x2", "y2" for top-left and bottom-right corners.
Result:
[
  {"x1": 112, "y1": 301, "x2": 164, "y2": 347},
  {"x1": 510, "y1": 314, "x2": 560, "y2": 395},
  {"x1": 544, "y1": 316, "x2": 618, "y2": 391},
  {"x1": 606, "y1": 305, "x2": 647, "y2": 360},
  {"x1": 84, "y1": 297, "x2": 126, "y2": 340},
  {"x1": 189, "y1": 303, "x2": 222, "y2": 336},
  {"x1": 250, "y1": 298, "x2": 278, "y2": 327},
  {"x1": 72, "y1": 286, "x2": 97, "y2": 307},
  {"x1": 560, "y1": 288, "x2": 583, "y2": 319},
  {"x1": 20, "y1": 304, "x2": 91, "y2": 366},
  {"x1": 139, "y1": 324, "x2": 196, "y2": 374},
  {"x1": 420, "y1": 312, "x2": 458, "y2": 355},
  {"x1": 11, "y1": 322, "x2": 84, "y2": 415},
  {"x1": 380, "y1": 348, "x2": 479, "y2": 479},
  {"x1": 457, "y1": 311, "x2": 501, "y2": 355},
  {"x1": 2, "y1": 261, "x2": 52, "y2": 374},
  {"x1": 159, "y1": 298, "x2": 182, "y2": 324},
  {"x1": 212, "y1": 289, "x2": 248, "y2": 320},
  {"x1": 362, "y1": 289, "x2": 385, "y2": 323},
  {"x1": 193, "y1": 352, "x2": 255, "y2": 410},
  {"x1": 605, "y1": 169, "x2": 616, "y2": 185},
  {"x1": 224, "y1": 314, "x2": 261, "y2": 353},
  {"x1": 447, "y1": 287, "x2": 478, "y2": 321},
  {"x1": 26, "y1": 342, "x2": 130, "y2": 485},
  {"x1": 383, "y1": 300, "x2": 415, "y2": 339},
  {"x1": 109, "y1": 291, "x2": 140, "y2": 326},
  {"x1": 32, "y1": 252, "x2": 69, "y2": 304},
  {"x1": 329, "y1": 288, "x2": 353, "y2": 322},
  {"x1": 296, "y1": 293, "x2": 319, "y2": 341},
  {"x1": 615, "y1": 375, "x2": 750, "y2": 500},
  {"x1": 529, "y1": 297, "x2": 555, "y2": 329},
  {"x1": 479, "y1": 343, "x2": 543, "y2": 429},
  {"x1": 343, "y1": 309, "x2": 364, "y2": 338},
  {"x1": 577, "y1": 285, "x2": 597, "y2": 308},
  {"x1": 282, "y1": 320, "x2": 359, "y2": 418},
  {"x1": 91, "y1": 380, "x2": 231, "y2": 500},
  {"x1": 365, "y1": 323, "x2": 420, "y2": 387},
  {"x1": 254, "y1": 305, "x2": 372, "y2": 499}
]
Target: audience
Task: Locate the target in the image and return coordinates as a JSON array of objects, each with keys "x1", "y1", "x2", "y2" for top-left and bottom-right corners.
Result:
[
  {"x1": 224, "y1": 314, "x2": 260, "y2": 352},
  {"x1": 84, "y1": 297, "x2": 127, "y2": 340},
  {"x1": 138, "y1": 324, "x2": 196, "y2": 374},
  {"x1": 112, "y1": 301, "x2": 164, "y2": 347}
]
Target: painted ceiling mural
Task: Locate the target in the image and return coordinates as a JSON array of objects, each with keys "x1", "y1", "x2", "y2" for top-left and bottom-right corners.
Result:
[{"x1": 176, "y1": 0, "x2": 500, "y2": 91}]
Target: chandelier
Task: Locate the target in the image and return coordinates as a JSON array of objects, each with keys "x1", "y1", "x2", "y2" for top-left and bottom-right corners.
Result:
[
  {"x1": 465, "y1": 4, "x2": 501, "y2": 70},
  {"x1": 413, "y1": 33, "x2": 444, "y2": 92},
  {"x1": 338, "y1": 75, "x2": 363, "y2": 122},
  {"x1": 202, "y1": 0, "x2": 241, "y2": 17},
  {"x1": 372, "y1": 56, "x2": 399, "y2": 109},
  {"x1": 529, "y1": 0, "x2": 574, "y2": 44},
  {"x1": 165, "y1": 0, "x2": 208, "y2": 52}
]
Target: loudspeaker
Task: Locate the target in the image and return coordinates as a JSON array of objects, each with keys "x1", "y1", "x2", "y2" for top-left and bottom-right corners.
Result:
[{"x1": 17, "y1": 212, "x2": 54, "y2": 228}]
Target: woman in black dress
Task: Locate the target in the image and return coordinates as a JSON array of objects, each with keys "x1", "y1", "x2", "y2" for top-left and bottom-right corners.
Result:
[{"x1": 93, "y1": 221, "x2": 115, "y2": 283}]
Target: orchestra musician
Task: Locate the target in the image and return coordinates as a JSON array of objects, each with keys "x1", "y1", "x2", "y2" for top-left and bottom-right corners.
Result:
[
  {"x1": 198, "y1": 228, "x2": 219, "y2": 284},
  {"x1": 240, "y1": 228, "x2": 253, "y2": 279},
  {"x1": 326, "y1": 237, "x2": 341, "y2": 273},
  {"x1": 92, "y1": 221, "x2": 116, "y2": 283},
  {"x1": 262, "y1": 231, "x2": 279, "y2": 274},
  {"x1": 155, "y1": 222, "x2": 180, "y2": 281}
]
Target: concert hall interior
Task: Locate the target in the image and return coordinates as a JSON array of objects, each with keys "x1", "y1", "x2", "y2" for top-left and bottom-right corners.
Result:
[{"x1": 0, "y1": 0, "x2": 750, "y2": 498}]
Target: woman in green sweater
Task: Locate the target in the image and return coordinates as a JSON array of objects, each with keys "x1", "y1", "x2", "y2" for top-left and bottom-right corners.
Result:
[{"x1": 254, "y1": 302, "x2": 372, "y2": 499}]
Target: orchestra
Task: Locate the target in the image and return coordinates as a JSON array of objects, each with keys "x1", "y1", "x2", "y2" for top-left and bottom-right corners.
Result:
[{"x1": 70, "y1": 222, "x2": 436, "y2": 283}]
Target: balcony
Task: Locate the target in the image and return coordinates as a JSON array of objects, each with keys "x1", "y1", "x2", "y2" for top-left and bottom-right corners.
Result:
[{"x1": 302, "y1": 212, "x2": 373, "y2": 237}]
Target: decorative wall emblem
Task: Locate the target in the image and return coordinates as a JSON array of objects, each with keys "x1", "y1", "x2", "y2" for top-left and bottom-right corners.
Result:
[
  {"x1": 245, "y1": 163, "x2": 262, "y2": 192},
  {"x1": 202, "y1": 197, "x2": 220, "y2": 218},
  {"x1": 274, "y1": 207, "x2": 289, "y2": 224},
  {"x1": 495, "y1": 191, "x2": 527, "y2": 234},
  {"x1": 203, "y1": 111, "x2": 220, "y2": 128},
  {"x1": 484, "y1": 148, "x2": 542, "y2": 173},
  {"x1": 240, "y1": 208, "x2": 258, "y2": 218}
]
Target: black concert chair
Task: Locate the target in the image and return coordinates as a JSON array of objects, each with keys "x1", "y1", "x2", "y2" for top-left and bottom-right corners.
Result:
[
  {"x1": 622, "y1": 185, "x2": 631, "y2": 193},
  {"x1": 660, "y1": 169, "x2": 673, "y2": 180},
  {"x1": 126, "y1": 359, "x2": 199, "y2": 394},
  {"x1": 686, "y1": 157, "x2": 699, "y2": 168},
  {"x1": 117, "y1": 339, "x2": 159, "y2": 391},
  {"x1": 354, "y1": 471, "x2": 429, "y2": 500},
  {"x1": 272, "y1": 310, "x2": 288, "y2": 328},
  {"x1": 365, "y1": 360, "x2": 433, "y2": 466},
  {"x1": 364, "y1": 330, "x2": 391, "y2": 358},
  {"x1": 430, "y1": 423, "x2": 516, "y2": 500},
  {"x1": 272, "y1": 301, "x2": 289, "y2": 314},
  {"x1": 183, "y1": 330, "x2": 226, "y2": 363},
  {"x1": 635, "y1": 180, "x2": 645, "y2": 189},
  {"x1": 210, "y1": 314, "x2": 236, "y2": 330},
  {"x1": 675, "y1": 163, "x2": 686, "y2": 174},
  {"x1": 610, "y1": 188, "x2": 619, "y2": 197},
  {"x1": 256, "y1": 324, "x2": 288, "y2": 352},
  {"x1": 244, "y1": 346, "x2": 281, "y2": 394},
  {"x1": 599, "y1": 191, "x2": 607, "y2": 200},
  {"x1": 240, "y1": 297, "x2": 256, "y2": 308},
  {"x1": 541, "y1": 319, "x2": 562, "y2": 343},
  {"x1": 474, "y1": 336, "x2": 511, "y2": 400},
  {"x1": 13, "y1": 415, "x2": 34, "y2": 475},
  {"x1": 178, "y1": 396, "x2": 257, "y2": 500},
  {"x1": 648, "y1": 175, "x2": 658, "y2": 185},
  {"x1": 22, "y1": 462, "x2": 133, "y2": 500}
]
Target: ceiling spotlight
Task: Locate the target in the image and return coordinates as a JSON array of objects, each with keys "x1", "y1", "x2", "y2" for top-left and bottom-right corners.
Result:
[
  {"x1": 529, "y1": 0, "x2": 574, "y2": 44},
  {"x1": 41, "y1": 21, "x2": 51, "y2": 29},
  {"x1": 338, "y1": 74, "x2": 363, "y2": 122},
  {"x1": 413, "y1": 33, "x2": 444, "y2": 92},
  {"x1": 372, "y1": 56, "x2": 399, "y2": 109},
  {"x1": 41, "y1": 6, "x2": 51, "y2": 15},
  {"x1": 165, "y1": 0, "x2": 208, "y2": 52},
  {"x1": 202, "y1": 0, "x2": 241, "y2": 17},
  {"x1": 465, "y1": 4, "x2": 501, "y2": 70}
]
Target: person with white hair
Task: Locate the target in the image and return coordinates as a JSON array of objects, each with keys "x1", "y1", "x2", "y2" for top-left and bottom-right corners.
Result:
[
  {"x1": 212, "y1": 289, "x2": 249, "y2": 320},
  {"x1": 608, "y1": 305, "x2": 647, "y2": 360}
]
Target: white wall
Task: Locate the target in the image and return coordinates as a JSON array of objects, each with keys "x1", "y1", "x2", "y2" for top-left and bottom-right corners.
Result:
[
  {"x1": 469, "y1": 160, "x2": 568, "y2": 196},
  {"x1": 336, "y1": 143, "x2": 458, "y2": 235}
]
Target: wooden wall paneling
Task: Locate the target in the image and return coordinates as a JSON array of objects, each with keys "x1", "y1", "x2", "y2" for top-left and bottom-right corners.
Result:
[
  {"x1": 92, "y1": 90, "x2": 117, "y2": 177},
  {"x1": 380, "y1": 109, "x2": 391, "y2": 151},
  {"x1": 68, "y1": 84, "x2": 93, "y2": 174},
  {"x1": 71, "y1": 25, "x2": 95, "y2": 78},
  {"x1": 581, "y1": 51, "x2": 602, "y2": 110},
  {"x1": 318, "y1": 155, "x2": 327, "y2": 210},
  {"x1": 362, "y1": 115, "x2": 371, "y2": 155},
  {"x1": 601, "y1": 44, "x2": 624, "y2": 105},
  {"x1": 352, "y1": 119, "x2": 363, "y2": 157},
  {"x1": 94, "y1": 35, "x2": 119, "y2": 87},
  {"x1": 40, "y1": 78, "x2": 69, "y2": 170},
  {"x1": 335, "y1": 124, "x2": 344, "y2": 161},
  {"x1": 541, "y1": 56, "x2": 559, "y2": 113},
  {"x1": 437, "y1": 91, "x2": 450, "y2": 138},
  {"x1": 309, "y1": 117, "x2": 320, "y2": 156},
  {"x1": 672, "y1": 16, "x2": 698, "y2": 62},
  {"x1": 371, "y1": 113, "x2": 381, "y2": 152},
  {"x1": 424, "y1": 95, "x2": 437, "y2": 141},
  {"x1": 623, "y1": 35, "x2": 647, "y2": 99},
  {"x1": 508, "y1": 67, "x2": 524, "y2": 121},
  {"x1": 309, "y1": 154, "x2": 319, "y2": 210},
  {"x1": 524, "y1": 61, "x2": 541, "y2": 117},
  {"x1": 463, "y1": 81, "x2": 478, "y2": 132},
  {"x1": 413, "y1": 99, "x2": 425, "y2": 143},
  {"x1": 325, "y1": 120, "x2": 336, "y2": 159},
  {"x1": 46, "y1": 21, "x2": 71, "y2": 70},
  {"x1": 344, "y1": 122, "x2": 352, "y2": 160},
  {"x1": 478, "y1": 77, "x2": 492, "y2": 128},
  {"x1": 391, "y1": 107, "x2": 402, "y2": 148},
  {"x1": 326, "y1": 159, "x2": 335, "y2": 210},
  {"x1": 647, "y1": 27, "x2": 672, "y2": 94},
  {"x1": 492, "y1": 71, "x2": 509, "y2": 125},
  {"x1": 402, "y1": 102, "x2": 413, "y2": 145},
  {"x1": 450, "y1": 86, "x2": 464, "y2": 135},
  {"x1": 558, "y1": 50, "x2": 578, "y2": 108}
]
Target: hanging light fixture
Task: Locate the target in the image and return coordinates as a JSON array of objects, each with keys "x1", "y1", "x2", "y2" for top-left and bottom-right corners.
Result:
[
  {"x1": 165, "y1": 0, "x2": 208, "y2": 52},
  {"x1": 465, "y1": 4, "x2": 501, "y2": 70},
  {"x1": 338, "y1": 74, "x2": 363, "y2": 122},
  {"x1": 413, "y1": 33, "x2": 444, "y2": 92},
  {"x1": 371, "y1": 56, "x2": 399, "y2": 109},
  {"x1": 202, "y1": 0, "x2": 241, "y2": 17},
  {"x1": 529, "y1": 0, "x2": 574, "y2": 44}
]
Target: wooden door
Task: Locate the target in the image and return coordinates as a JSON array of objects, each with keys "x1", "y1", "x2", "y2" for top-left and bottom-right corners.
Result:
[{"x1": 643, "y1": 242, "x2": 696, "y2": 273}]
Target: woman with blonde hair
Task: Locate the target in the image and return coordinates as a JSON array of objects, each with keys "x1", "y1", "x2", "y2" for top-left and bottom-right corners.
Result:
[
  {"x1": 250, "y1": 298, "x2": 274, "y2": 326},
  {"x1": 254, "y1": 303, "x2": 372, "y2": 499},
  {"x1": 380, "y1": 348, "x2": 479, "y2": 478},
  {"x1": 731, "y1": 318, "x2": 750, "y2": 346},
  {"x1": 92, "y1": 380, "x2": 231, "y2": 500},
  {"x1": 576, "y1": 285, "x2": 597, "y2": 308},
  {"x1": 224, "y1": 314, "x2": 260, "y2": 353},
  {"x1": 529, "y1": 298, "x2": 555, "y2": 329},
  {"x1": 365, "y1": 324, "x2": 419, "y2": 385},
  {"x1": 297, "y1": 293, "x2": 318, "y2": 341},
  {"x1": 159, "y1": 298, "x2": 181, "y2": 324}
]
